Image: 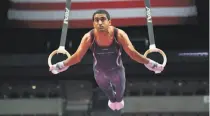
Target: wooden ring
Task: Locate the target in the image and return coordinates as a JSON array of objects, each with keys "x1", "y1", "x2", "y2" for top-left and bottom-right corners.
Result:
[
  {"x1": 144, "y1": 48, "x2": 167, "y2": 67},
  {"x1": 48, "y1": 49, "x2": 71, "y2": 67}
]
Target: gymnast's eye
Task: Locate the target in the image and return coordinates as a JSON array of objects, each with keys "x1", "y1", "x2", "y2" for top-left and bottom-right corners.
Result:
[
  {"x1": 94, "y1": 18, "x2": 99, "y2": 22},
  {"x1": 100, "y1": 17, "x2": 106, "y2": 22},
  {"x1": 94, "y1": 17, "x2": 107, "y2": 22}
]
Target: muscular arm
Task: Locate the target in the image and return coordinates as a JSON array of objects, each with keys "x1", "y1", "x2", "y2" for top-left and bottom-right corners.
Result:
[
  {"x1": 117, "y1": 29, "x2": 149, "y2": 64},
  {"x1": 63, "y1": 33, "x2": 92, "y2": 66}
]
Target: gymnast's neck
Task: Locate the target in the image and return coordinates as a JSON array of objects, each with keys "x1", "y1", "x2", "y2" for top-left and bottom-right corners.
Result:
[{"x1": 95, "y1": 26, "x2": 114, "y2": 38}]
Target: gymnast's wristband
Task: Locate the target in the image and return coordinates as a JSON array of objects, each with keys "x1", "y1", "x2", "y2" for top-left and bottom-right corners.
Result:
[
  {"x1": 56, "y1": 62, "x2": 66, "y2": 70},
  {"x1": 145, "y1": 59, "x2": 157, "y2": 68}
]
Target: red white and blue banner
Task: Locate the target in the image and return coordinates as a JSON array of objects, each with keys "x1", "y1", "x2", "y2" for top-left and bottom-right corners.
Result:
[{"x1": 8, "y1": 0, "x2": 197, "y2": 29}]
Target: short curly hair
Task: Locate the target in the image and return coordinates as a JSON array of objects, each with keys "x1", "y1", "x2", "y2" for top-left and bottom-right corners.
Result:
[{"x1": 92, "y1": 9, "x2": 111, "y2": 21}]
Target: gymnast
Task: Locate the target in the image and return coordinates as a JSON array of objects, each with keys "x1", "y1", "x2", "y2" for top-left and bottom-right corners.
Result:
[{"x1": 49, "y1": 10, "x2": 164, "y2": 111}]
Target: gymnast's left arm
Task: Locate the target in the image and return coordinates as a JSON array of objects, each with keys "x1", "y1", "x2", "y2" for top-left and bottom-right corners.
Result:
[
  {"x1": 117, "y1": 29, "x2": 164, "y2": 73},
  {"x1": 117, "y1": 29, "x2": 149, "y2": 64}
]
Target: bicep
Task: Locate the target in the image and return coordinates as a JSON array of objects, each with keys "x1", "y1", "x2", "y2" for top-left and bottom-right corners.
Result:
[
  {"x1": 118, "y1": 30, "x2": 135, "y2": 55},
  {"x1": 117, "y1": 29, "x2": 148, "y2": 63},
  {"x1": 75, "y1": 33, "x2": 92, "y2": 59}
]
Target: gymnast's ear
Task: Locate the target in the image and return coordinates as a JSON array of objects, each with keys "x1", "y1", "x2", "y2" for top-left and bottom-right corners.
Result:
[
  {"x1": 93, "y1": 21, "x2": 97, "y2": 28},
  {"x1": 108, "y1": 19, "x2": 111, "y2": 26}
]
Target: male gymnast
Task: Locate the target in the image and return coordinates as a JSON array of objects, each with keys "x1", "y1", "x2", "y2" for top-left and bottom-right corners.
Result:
[{"x1": 50, "y1": 10, "x2": 164, "y2": 111}]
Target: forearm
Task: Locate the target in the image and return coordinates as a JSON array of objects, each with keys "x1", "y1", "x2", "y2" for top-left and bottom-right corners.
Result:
[
  {"x1": 63, "y1": 53, "x2": 80, "y2": 67},
  {"x1": 130, "y1": 49, "x2": 150, "y2": 64}
]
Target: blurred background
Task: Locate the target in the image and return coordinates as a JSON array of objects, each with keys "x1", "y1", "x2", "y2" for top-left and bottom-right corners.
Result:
[{"x1": 0, "y1": 0, "x2": 208, "y2": 116}]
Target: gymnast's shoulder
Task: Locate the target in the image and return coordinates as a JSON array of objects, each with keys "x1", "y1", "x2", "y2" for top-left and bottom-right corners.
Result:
[
  {"x1": 79, "y1": 30, "x2": 93, "y2": 45},
  {"x1": 114, "y1": 27, "x2": 128, "y2": 39}
]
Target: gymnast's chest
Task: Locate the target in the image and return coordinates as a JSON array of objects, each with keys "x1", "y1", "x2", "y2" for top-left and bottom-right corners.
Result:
[
  {"x1": 94, "y1": 45, "x2": 117, "y2": 55},
  {"x1": 93, "y1": 37, "x2": 117, "y2": 54}
]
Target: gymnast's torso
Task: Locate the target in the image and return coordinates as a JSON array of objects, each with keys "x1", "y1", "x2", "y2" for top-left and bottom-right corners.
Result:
[{"x1": 89, "y1": 28, "x2": 124, "y2": 72}]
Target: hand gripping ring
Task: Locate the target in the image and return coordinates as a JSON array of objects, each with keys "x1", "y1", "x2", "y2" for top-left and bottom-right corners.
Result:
[
  {"x1": 48, "y1": 48, "x2": 71, "y2": 67},
  {"x1": 144, "y1": 48, "x2": 167, "y2": 67}
]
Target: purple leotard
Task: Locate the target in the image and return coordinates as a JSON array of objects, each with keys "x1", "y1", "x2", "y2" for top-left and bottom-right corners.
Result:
[{"x1": 90, "y1": 28, "x2": 126, "y2": 102}]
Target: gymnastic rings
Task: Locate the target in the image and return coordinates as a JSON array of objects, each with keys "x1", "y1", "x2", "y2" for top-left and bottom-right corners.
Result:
[
  {"x1": 48, "y1": 46, "x2": 71, "y2": 67},
  {"x1": 144, "y1": 47, "x2": 167, "y2": 67}
]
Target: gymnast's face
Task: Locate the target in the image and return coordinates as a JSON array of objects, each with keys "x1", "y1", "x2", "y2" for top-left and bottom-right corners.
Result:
[{"x1": 93, "y1": 14, "x2": 111, "y2": 32}]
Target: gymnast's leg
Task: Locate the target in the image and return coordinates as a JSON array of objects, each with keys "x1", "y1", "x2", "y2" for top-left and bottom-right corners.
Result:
[
  {"x1": 109, "y1": 67, "x2": 126, "y2": 110},
  {"x1": 93, "y1": 69, "x2": 116, "y2": 110}
]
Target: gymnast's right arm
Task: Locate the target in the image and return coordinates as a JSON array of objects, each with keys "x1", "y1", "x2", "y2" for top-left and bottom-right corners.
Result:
[
  {"x1": 49, "y1": 33, "x2": 92, "y2": 74},
  {"x1": 63, "y1": 33, "x2": 92, "y2": 66}
]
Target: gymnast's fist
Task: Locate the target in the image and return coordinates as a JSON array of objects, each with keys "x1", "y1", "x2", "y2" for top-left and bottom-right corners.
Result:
[
  {"x1": 49, "y1": 61, "x2": 69, "y2": 74},
  {"x1": 145, "y1": 59, "x2": 164, "y2": 74}
]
